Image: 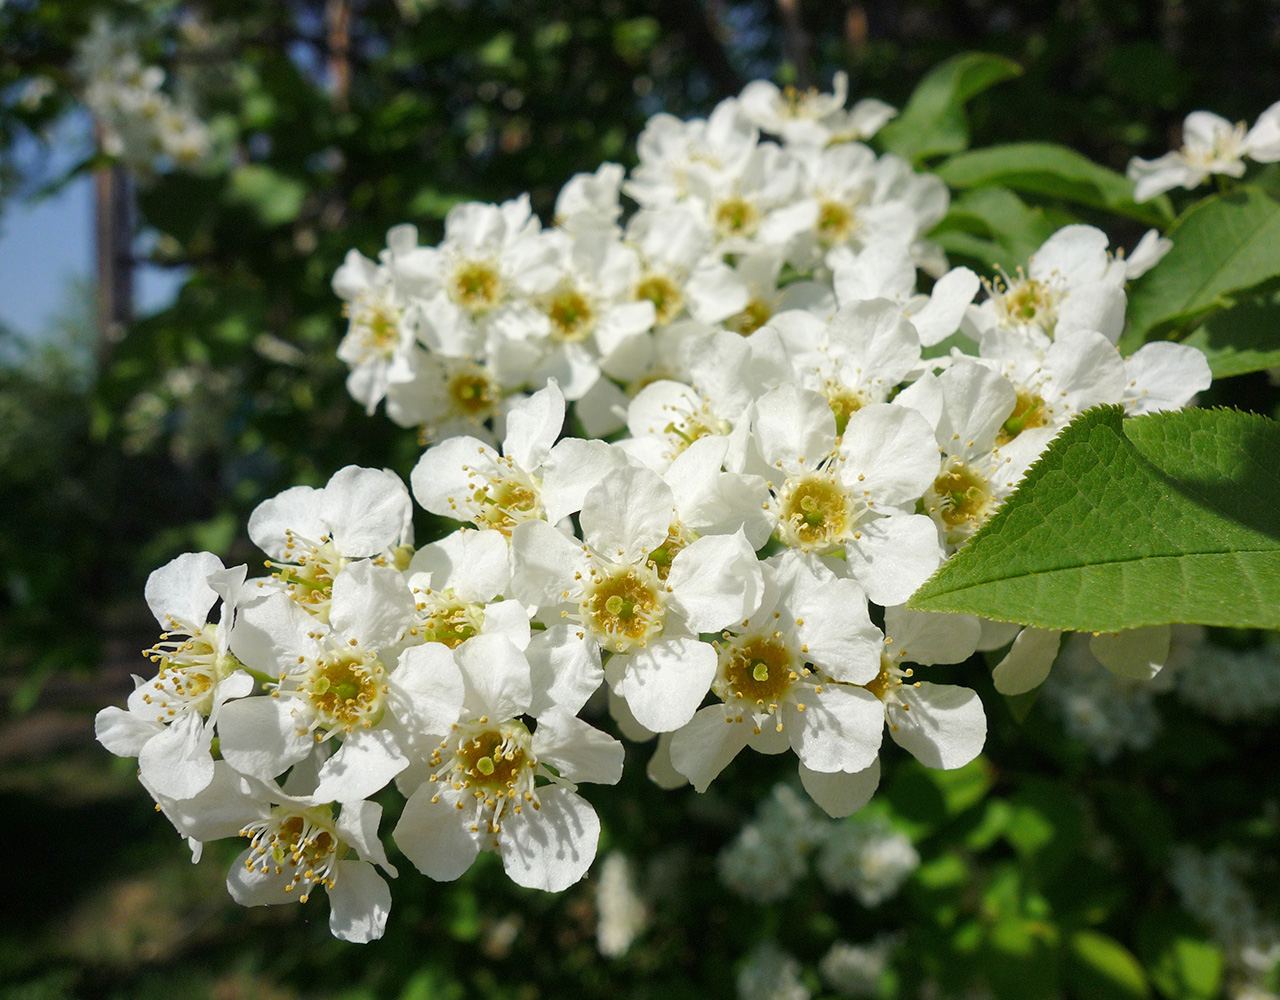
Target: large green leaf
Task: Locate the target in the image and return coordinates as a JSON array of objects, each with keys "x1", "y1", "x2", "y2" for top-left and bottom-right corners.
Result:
[
  {"x1": 1125, "y1": 187, "x2": 1280, "y2": 343},
  {"x1": 935, "y1": 142, "x2": 1172, "y2": 225},
  {"x1": 878, "y1": 52, "x2": 1022, "y2": 164},
  {"x1": 1180, "y1": 290, "x2": 1280, "y2": 378},
  {"x1": 907, "y1": 406, "x2": 1280, "y2": 631}
]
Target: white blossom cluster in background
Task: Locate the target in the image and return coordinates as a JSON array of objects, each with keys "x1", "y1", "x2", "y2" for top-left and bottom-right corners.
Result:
[
  {"x1": 99, "y1": 73, "x2": 1219, "y2": 942},
  {"x1": 718, "y1": 782, "x2": 918, "y2": 907},
  {"x1": 75, "y1": 15, "x2": 213, "y2": 172},
  {"x1": 1128, "y1": 101, "x2": 1280, "y2": 201},
  {"x1": 1170, "y1": 845, "x2": 1280, "y2": 1000}
]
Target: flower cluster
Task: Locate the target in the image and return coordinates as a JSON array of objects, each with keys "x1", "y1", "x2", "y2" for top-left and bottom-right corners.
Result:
[
  {"x1": 76, "y1": 16, "x2": 213, "y2": 172},
  {"x1": 101, "y1": 72, "x2": 1216, "y2": 942},
  {"x1": 1127, "y1": 101, "x2": 1280, "y2": 201}
]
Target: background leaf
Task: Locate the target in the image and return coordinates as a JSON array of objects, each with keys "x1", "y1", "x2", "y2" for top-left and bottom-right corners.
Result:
[
  {"x1": 878, "y1": 52, "x2": 1022, "y2": 164},
  {"x1": 907, "y1": 406, "x2": 1280, "y2": 631},
  {"x1": 934, "y1": 142, "x2": 1172, "y2": 225},
  {"x1": 1125, "y1": 187, "x2": 1280, "y2": 343},
  {"x1": 1180, "y1": 289, "x2": 1280, "y2": 378}
]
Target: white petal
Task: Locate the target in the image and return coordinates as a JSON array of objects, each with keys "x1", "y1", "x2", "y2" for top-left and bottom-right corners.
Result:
[
  {"x1": 148, "y1": 760, "x2": 263, "y2": 842},
  {"x1": 580, "y1": 465, "x2": 673, "y2": 562},
  {"x1": 799, "y1": 758, "x2": 881, "y2": 818},
  {"x1": 329, "y1": 560, "x2": 414, "y2": 650},
  {"x1": 95, "y1": 705, "x2": 160, "y2": 758},
  {"x1": 336, "y1": 799, "x2": 396, "y2": 873},
  {"x1": 217, "y1": 696, "x2": 314, "y2": 780},
  {"x1": 393, "y1": 784, "x2": 483, "y2": 881},
  {"x1": 667, "y1": 531, "x2": 765, "y2": 633},
  {"x1": 785, "y1": 685, "x2": 884, "y2": 774},
  {"x1": 408, "y1": 528, "x2": 511, "y2": 602},
  {"x1": 753, "y1": 383, "x2": 837, "y2": 473},
  {"x1": 910, "y1": 268, "x2": 980, "y2": 346},
  {"x1": 138, "y1": 711, "x2": 215, "y2": 800},
  {"x1": 890, "y1": 681, "x2": 986, "y2": 769},
  {"x1": 145, "y1": 551, "x2": 224, "y2": 629},
  {"x1": 455, "y1": 633, "x2": 532, "y2": 719},
  {"x1": 248, "y1": 485, "x2": 325, "y2": 560},
  {"x1": 510, "y1": 519, "x2": 590, "y2": 608},
  {"x1": 883, "y1": 606, "x2": 981, "y2": 666},
  {"x1": 541, "y1": 438, "x2": 631, "y2": 524},
  {"x1": 328, "y1": 860, "x2": 391, "y2": 943},
  {"x1": 646, "y1": 732, "x2": 689, "y2": 789},
  {"x1": 387, "y1": 642, "x2": 466, "y2": 737},
  {"x1": 532, "y1": 708, "x2": 624, "y2": 786},
  {"x1": 840, "y1": 403, "x2": 939, "y2": 505},
  {"x1": 612, "y1": 637, "x2": 718, "y2": 733},
  {"x1": 845, "y1": 512, "x2": 943, "y2": 607},
  {"x1": 503, "y1": 381, "x2": 566, "y2": 471},
  {"x1": 992, "y1": 627, "x2": 1062, "y2": 695},
  {"x1": 227, "y1": 847, "x2": 295, "y2": 906},
  {"x1": 322, "y1": 466, "x2": 412, "y2": 558},
  {"x1": 1090, "y1": 625, "x2": 1170, "y2": 680},
  {"x1": 1123, "y1": 342, "x2": 1211, "y2": 415},
  {"x1": 526, "y1": 623, "x2": 603, "y2": 717},
  {"x1": 500, "y1": 786, "x2": 600, "y2": 892},
  {"x1": 228, "y1": 591, "x2": 316, "y2": 675},
  {"x1": 311, "y1": 728, "x2": 409, "y2": 803},
  {"x1": 668, "y1": 707, "x2": 751, "y2": 791}
]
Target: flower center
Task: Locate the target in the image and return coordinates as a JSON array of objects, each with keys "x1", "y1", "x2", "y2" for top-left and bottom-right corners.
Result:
[
  {"x1": 240, "y1": 807, "x2": 340, "y2": 904},
  {"x1": 449, "y1": 260, "x2": 503, "y2": 313},
  {"x1": 725, "y1": 298, "x2": 773, "y2": 336},
  {"x1": 714, "y1": 197, "x2": 760, "y2": 239},
  {"x1": 544, "y1": 285, "x2": 596, "y2": 342},
  {"x1": 468, "y1": 467, "x2": 544, "y2": 535},
  {"x1": 993, "y1": 271, "x2": 1061, "y2": 332},
  {"x1": 635, "y1": 274, "x2": 684, "y2": 326},
  {"x1": 302, "y1": 647, "x2": 386, "y2": 735},
  {"x1": 826, "y1": 386, "x2": 870, "y2": 437},
  {"x1": 816, "y1": 199, "x2": 858, "y2": 246},
  {"x1": 266, "y1": 532, "x2": 344, "y2": 620},
  {"x1": 927, "y1": 459, "x2": 996, "y2": 544},
  {"x1": 140, "y1": 621, "x2": 227, "y2": 720},
  {"x1": 777, "y1": 474, "x2": 851, "y2": 552},
  {"x1": 412, "y1": 590, "x2": 484, "y2": 649},
  {"x1": 996, "y1": 388, "x2": 1049, "y2": 445},
  {"x1": 646, "y1": 524, "x2": 693, "y2": 582},
  {"x1": 344, "y1": 295, "x2": 401, "y2": 359},
  {"x1": 429, "y1": 718, "x2": 539, "y2": 837},
  {"x1": 718, "y1": 636, "x2": 799, "y2": 709},
  {"x1": 582, "y1": 565, "x2": 665, "y2": 653},
  {"x1": 446, "y1": 366, "x2": 500, "y2": 420}
]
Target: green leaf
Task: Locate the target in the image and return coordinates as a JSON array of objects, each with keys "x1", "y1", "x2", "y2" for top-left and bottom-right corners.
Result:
[
  {"x1": 1180, "y1": 290, "x2": 1280, "y2": 378},
  {"x1": 931, "y1": 186, "x2": 1061, "y2": 273},
  {"x1": 1137, "y1": 911, "x2": 1224, "y2": 1000},
  {"x1": 1067, "y1": 931, "x2": 1151, "y2": 1000},
  {"x1": 1126, "y1": 187, "x2": 1280, "y2": 343},
  {"x1": 878, "y1": 52, "x2": 1022, "y2": 164},
  {"x1": 908, "y1": 406, "x2": 1280, "y2": 631},
  {"x1": 935, "y1": 143, "x2": 1173, "y2": 225},
  {"x1": 226, "y1": 164, "x2": 307, "y2": 227}
]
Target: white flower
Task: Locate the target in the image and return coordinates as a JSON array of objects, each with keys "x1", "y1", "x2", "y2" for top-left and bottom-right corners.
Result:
[
  {"x1": 596, "y1": 852, "x2": 649, "y2": 957},
  {"x1": 247, "y1": 464, "x2": 414, "y2": 620},
  {"x1": 739, "y1": 72, "x2": 897, "y2": 149},
  {"x1": 820, "y1": 938, "x2": 895, "y2": 999},
  {"x1": 737, "y1": 942, "x2": 811, "y2": 1000},
  {"x1": 816, "y1": 814, "x2": 918, "y2": 905},
  {"x1": 95, "y1": 552, "x2": 253, "y2": 799},
  {"x1": 669, "y1": 550, "x2": 885, "y2": 791},
  {"x1": 555, "y1": 162, "x2": 626, "y2": 237},
  {"x1": 511, "y1": 463, "x2": 765, "y2": 732},
  {"x1": 412, "y1": 380, "x2": 626, "y2": 536},
  {"x1": 220, "y1": 559, "x2": 420, "y2": 800},
  {"x1": 392, "y1": 634, "x2": 623, "y2": 891},
  {"x1": 743, "y1": 382, "x2": 942, "y2": 605},
  {"x1": 144, "y1": 762, "x2": 398, "y2": 943},
  {"x1": 718, "y1": 783, "x2": 828, "y2": 902},
  {"x1": 969, "y1": 226, "x2": 1128, "y2": 344},
  {"x1": 332, "y1": 226, "x2": 423, "y2": 415},
  {"x1": 1128, "y1": 102, "x2": 1280, "y2": 201}
]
